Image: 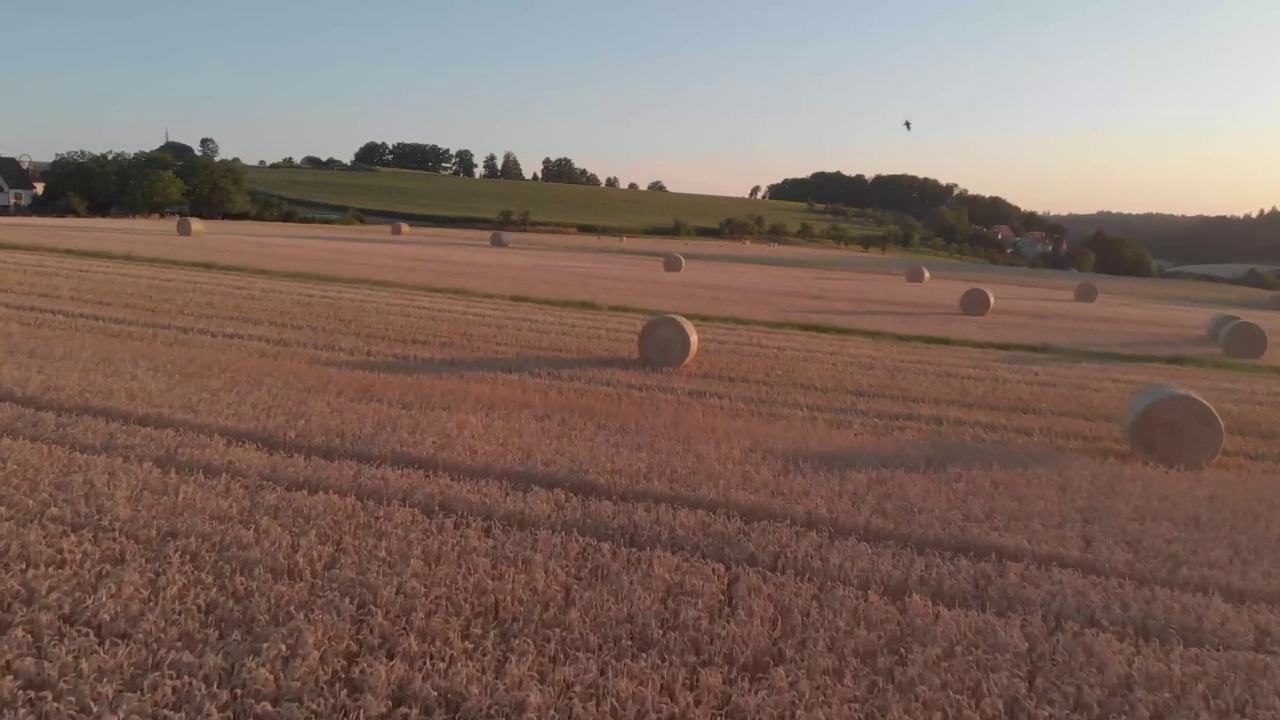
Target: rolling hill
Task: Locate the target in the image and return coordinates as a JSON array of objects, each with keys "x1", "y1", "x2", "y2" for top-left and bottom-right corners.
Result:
[{"x1": 243, "y1": 167, "x2": 882, "y2": 238}]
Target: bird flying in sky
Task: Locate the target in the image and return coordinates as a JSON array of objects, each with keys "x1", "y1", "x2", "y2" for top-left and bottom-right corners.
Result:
[{"x1": 903, "y1": 119, "x2": 912, "y2": 132}]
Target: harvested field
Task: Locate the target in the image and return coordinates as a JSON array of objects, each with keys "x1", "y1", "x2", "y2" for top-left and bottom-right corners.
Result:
[
  {"x1": 2, "y1": 218, "x2": 1278, "y2": 366},
  {"x1": 3, "y1": 233, "x2": 1280, "y2": 716}
]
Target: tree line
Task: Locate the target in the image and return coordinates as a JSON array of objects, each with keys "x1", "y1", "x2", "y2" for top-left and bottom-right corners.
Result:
[
  {"x1": 348, "y1": 141, "x2": 667, "y2": 192},
  {"x1": 765, "y1": 171, "x2": 1059, "y2": 236},
  {"x1": 34, "y1": 138, "x2": 251, "y2": 219},
  {"x1": 1054, "y1": 208, "x2": 1280, "y2": 265},
  {"x1": 765, "y1": 169, "x2": 1157, "y2": 277},
  {"x1": 32, "y1": 138, "x2": 365, "y2": 226}
]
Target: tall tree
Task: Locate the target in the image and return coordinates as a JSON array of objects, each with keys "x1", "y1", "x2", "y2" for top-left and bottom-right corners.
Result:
[
  {"x1": 605, "y1": 176, "x2": 620, "y2": 188},
  {"x1": 481, "y1": 153, "x2": 500, "y2": 179},
  {"x1": 155, "y1": 141, "x2": 197, "y2": 163},
  {"x1": 191, "y1": 159, "x2": 250, "y2": 219},
  {"x1": 646, "y1": 180, "x2": 668, "y2": 192},
  {"x1": 626, "y1": 182, "x2": 640, "y2": 190},
  {"x1": 452, "y1": 149, "x2": 477, "y2": 178},
  {"x1": 499, "y1": 151, "x2": 524, "y2": 180},
  {"x1": 424, "y1": 144, "x2": 453, "y2": 174},
  {"x1": 1083, "y1": 230, "x2": 1156, "y2": 277},
  {"x1": 749, "y1": 185, "x2": 761, "y2": 199},
  {"x1": 198, "y1": 137, "x2": 220, "y2": 160},
  {"x1": 352, "y1": 141, "x2": 390, "y2": 167},
  {"x1": 1022, "y1": 211, "x2": 1049, "y2": 233},
  {"x1": 123, "y1": 169, "x2": 186, "y2": 214}
]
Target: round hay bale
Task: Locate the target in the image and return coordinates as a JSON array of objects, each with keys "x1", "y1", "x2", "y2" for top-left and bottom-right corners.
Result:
[
  {"x1": 1220, "y1": 319, "x2": 1269, "y2": 360},
  {"x1": 1124, "y1": 384, "x2": 1224, "y2": 469},
  {"x1": 638, "y1": 314, "x2": 698, "y2": 371},
  {"x1": 489, "y1": 231, "x2": 510, "y2": 247},
  {"x1": 390, "y1": 222, "x2": 410, "y2": 236},
  {"x1": 1073, "y1": 282, "x2": 1099, "y2": 303},
  {"x1": 619, "y1": 236, "x2": 627, "y2": 243},
  {"x1": 1206, "y1": 313, "x2": 1241, "y2": 342},
  {"x1": 176, "y1": 217, "x2": 204, "y2": 237},
  {"x1": 662, "y1": 253, "x2": 685, "y2": 273},
  {"x1": 905, "y1": 265, "x2": 930, "y2": 284},
  {"x1": 1267, "y1": 294, "x2": 1280, "y2": 311},
  {"x1": 959, "y1": 287, "x2": 995, "y2": 317}
]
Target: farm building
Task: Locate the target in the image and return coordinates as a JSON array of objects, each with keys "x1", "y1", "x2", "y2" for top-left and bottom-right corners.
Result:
[
  {"x1": 989, "y1": 224, "x2": 1018, "y2": 247},
  {"x1": 1013, "y1": 231, "x2": 1054, "y2": 258},
  {"x1": 0, "y1": 157, "x2": 37, "y2": 214}
]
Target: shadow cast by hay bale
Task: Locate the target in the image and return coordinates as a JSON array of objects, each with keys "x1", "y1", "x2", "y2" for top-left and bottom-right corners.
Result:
[
  {"x1": 797, "y1": 308, "x2": 955, "y2": 319},
  {"x1": 785, "y1": 438, "x2": 1103, "y2": 473},
  {"x1": 330, "y1": 354, "x2": 637, "y2": 377}
]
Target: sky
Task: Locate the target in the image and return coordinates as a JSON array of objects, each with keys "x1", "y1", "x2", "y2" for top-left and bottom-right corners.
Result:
[{"x1": 3, "y1": 0, "x2": 1278, "y2": 215}]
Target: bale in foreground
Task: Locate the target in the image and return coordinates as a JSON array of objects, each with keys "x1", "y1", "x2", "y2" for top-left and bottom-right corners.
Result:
[
  {"x1": 1220, "y1": 319, "x2": 1269, "y2": 360},
  {"x1": 176, "y1": 217, "x2": 204, "y2": 237},
  {"x1": 490, "y1": 232, "x2": 510, "y2": 247},
  {"x1": 663, "y1": 253, "x2": 685, "y2": 273},
  {"x1": 959, "y1": 288, "x2": 995, "y2": 317},
  {"x1": 391, "y1": 222, "x2": 410, "y2": 236},
  {"x1": 638, "y1": 314, "x2": 698, "y2": 370},
  {"x1": 1074, "y1": 282, "x2": 1099, "y2": 303},
  {"x1": 1125, "y1": 384, "x2": 1224, "y2": 469},
  {"x1": 905, "y1": 265, "x2": 930, "y2": 284},
  {"x1": 1206, "y1": 313, "x2": 1241, "y2": 341}
]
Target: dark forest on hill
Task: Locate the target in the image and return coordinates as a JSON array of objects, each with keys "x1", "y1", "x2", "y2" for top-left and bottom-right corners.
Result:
[
  {"x1": 765, "y1": 170, "x2": 1280, "y2": 265},
  {"x1": 1051, "y1": 210, "x2": 1280, "y2": 265}
]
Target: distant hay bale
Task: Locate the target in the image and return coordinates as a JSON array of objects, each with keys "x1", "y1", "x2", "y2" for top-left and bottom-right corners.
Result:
[
  {"x1": 1206, "y1": 313, "x2": 1241, "y2": 342},
  {"x1": 905, "y1": 265, "x2": 930, "y2": 284},
  {"x1": 1220, "y1": 319, "x2": 1269, "y2": 360},
  {"x1": 1124, "y1": 384, "x2": 1224, "y2": 469},
  {"x1": 176, "y1": 217, "x2": 204, "y2": 237},
  {"x1": 1073, "y1": 282, "x2": 1099, "y2": 303},
  {"x1": 1267, "y1": 294, "x2": 1280, "y2": 311},
  {"x1": 638, "y1": 314, "x2": 698, "y2": 370},
  {"x1": 662, "y1": 253, "x2": 685, "y2": 273},
  {"x1": 741, "y1": 240, "x2": 751, "y2": 245},
  {"x1": 959, "y1": 287, "x2": 995, "y2": 317},
  {"x1": 619, "y1": 236, "x2": 627, "y2": 243},
  {"x1": 489, "y1": 231, "x2": 510, "y2": 247},
  {"x1": 390, "y1": 222, "x2": 410, "y2": 236}
]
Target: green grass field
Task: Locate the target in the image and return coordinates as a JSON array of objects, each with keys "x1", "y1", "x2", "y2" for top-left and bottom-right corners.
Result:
[{"x1": 243, "y1": 166, "x2": 883, "y2": 237}]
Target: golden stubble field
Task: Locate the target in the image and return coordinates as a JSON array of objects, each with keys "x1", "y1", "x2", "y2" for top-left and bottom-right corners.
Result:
[
  {"x1": 1, "y1": 220, "x2": 1280, "y2": 717},
  {"x1": 2, "y1": 217, "x2": 1278, "y2": 363}
]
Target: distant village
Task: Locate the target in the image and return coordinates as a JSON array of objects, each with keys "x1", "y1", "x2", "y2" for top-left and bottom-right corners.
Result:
[{"x1": 988, "y1": 224, "x2": 1065, "y2": 259}]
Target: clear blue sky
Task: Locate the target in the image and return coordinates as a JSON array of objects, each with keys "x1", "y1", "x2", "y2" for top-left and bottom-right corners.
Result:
[{"x1": 4, "y1": 0, "x2": 1277, "y2": 214}]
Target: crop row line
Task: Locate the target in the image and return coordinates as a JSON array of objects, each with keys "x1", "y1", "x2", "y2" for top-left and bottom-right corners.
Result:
[
  {"x1": 0, "y1": 385, "x2": 1275, "y2": 610},
  {"x1": 1, "y1": 243, "x2": 1273, "y2": 377}
]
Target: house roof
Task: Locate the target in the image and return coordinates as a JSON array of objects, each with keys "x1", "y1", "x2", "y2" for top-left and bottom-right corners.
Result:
[
  {"x1": 0, "y1": 157, "x2": 36, "y2": 191},
  {"x1": 990, "y1": 224, "x2": 1017, "y2": 241}
]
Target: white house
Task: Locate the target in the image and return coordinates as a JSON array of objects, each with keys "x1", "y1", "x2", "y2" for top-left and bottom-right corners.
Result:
[
  {"x1": 1012, "y1": 231, "x2": 1054, "y2": 258},
  {"x1": 0, "y1": 157, "x2": 37, "y2": 213}
]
